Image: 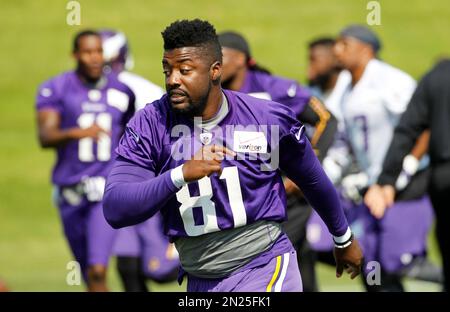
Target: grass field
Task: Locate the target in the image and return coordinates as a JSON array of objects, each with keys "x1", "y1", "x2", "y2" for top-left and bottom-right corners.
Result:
[{"x1": 0, "y1": 0, "x2": 449, "y2": 291}]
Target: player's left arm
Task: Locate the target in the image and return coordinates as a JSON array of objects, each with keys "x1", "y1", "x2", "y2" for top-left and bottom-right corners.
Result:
[
  {"x1": 278, "y1": 122, "x2": 363, "y2": 279},
  {"x1": 297, "y1": 96, "x2": 337, "y2": 162}
]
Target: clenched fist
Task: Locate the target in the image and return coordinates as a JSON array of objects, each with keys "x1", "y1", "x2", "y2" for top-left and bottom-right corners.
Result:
[{"x1": 182, "y1": 145, "x2": 236, "y2": 182}]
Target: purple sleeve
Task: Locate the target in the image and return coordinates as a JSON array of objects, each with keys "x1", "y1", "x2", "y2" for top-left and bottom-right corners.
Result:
[
  {"x1": 279, "y1": 122, "x2": 349, "y2": 237},
  {"x1": 103, "y1": 157, "x2": 178, "y2": 228},
  {"x1": 268, "y1": 76, "x2": 311, "y2": 117},
  {"x1": 35, "y1": 79, "x2": 61, "y2": 112},
  {"x1": 115, "y1": 107, "x2": 161, "y2": 170}
]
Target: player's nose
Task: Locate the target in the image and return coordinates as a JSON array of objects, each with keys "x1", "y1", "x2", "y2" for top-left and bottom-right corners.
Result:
[{"x1": 166, "y1": 71, "x2": 181, "y2": 87}]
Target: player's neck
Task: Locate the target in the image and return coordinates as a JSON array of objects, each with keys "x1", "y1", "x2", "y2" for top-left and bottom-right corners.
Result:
[
  {"x1": 75, "y1": 69, "x2": 103, "y2": 87},
  {"x1": 350, "y1": 57, "x2": 372, "y2": 86},
  {"x1": 324, "y1": 71, "x2": 340, "y2": 93},
  {"x1": 226, "y1": 68, "x2": 247, "y2": 91},
  {"x1": 200, "y1": 87, "x2": 224, "y2": 121}
]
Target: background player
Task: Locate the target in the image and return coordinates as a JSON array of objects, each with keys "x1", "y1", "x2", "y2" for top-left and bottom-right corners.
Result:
[
  {"x1": 368, "y1": 59, "x2": 450, "y2": 290},
  {"x1": 103, "y1": 19, "x2": 363, "y2": 292},
  {"x1": 99, "y1": 29, "x2": 179, "y2": 292},
  {"x1": 304, "y1": 37, "x2": 353, "y2": 290},
  {"x1": 306, "y1": 36, "x2": 442, "y2": 290},
  {"x1": 35, "y1": 30, "x2": 135, "y2": 291},
  {"x1": 332, "y1": 25, "x2": 436, "y2": 291}
]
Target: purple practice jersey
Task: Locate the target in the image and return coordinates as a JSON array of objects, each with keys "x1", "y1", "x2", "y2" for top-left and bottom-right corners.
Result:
[
  {"x1": 114, "y1": 90, "x2": 348, "y2": 239},
  {"x1": 36, "y1": 71, "x2": 136, "y2": 186},
  {"x1": 238, "y1": 69, "x2": 311, "y2": 116}
]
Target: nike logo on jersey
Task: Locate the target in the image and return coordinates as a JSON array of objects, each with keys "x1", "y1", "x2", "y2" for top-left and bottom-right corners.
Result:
[
  {"x1": 287, "y1": 84, "x2": 297, "y2": 98},
  {"x1": 127, "y1": 127, "x2": 140, "y2": 143},
  {"x1": 295, "y1": 126, "x2": 305, "y2": 141}
]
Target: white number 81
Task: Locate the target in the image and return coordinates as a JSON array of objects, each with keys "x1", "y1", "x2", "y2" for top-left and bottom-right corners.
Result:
[{"x1": 176, "y1": 166, "x2": 247, "y2": 236}]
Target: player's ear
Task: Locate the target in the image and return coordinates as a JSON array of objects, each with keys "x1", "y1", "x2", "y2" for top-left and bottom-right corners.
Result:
[
  {"x1": 210, "y1": 61, "x2": 222, "y2": 84},
  {"x1": 237, "y1": 52, "x2": 247, "y2": 67}
]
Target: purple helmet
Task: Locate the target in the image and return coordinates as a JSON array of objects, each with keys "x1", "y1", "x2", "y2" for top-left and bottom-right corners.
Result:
[{"x1": 99, "y1": 29, "x2": 134, "y2": 72}]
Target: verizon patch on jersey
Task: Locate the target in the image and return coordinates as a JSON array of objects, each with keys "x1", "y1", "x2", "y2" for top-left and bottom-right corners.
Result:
[{"x1": 233, "y1": 131, "x2": 268, "y2": 154}]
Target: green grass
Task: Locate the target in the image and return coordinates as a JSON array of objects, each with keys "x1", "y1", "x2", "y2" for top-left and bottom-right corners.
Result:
[{"x1": 0, "y1": 0, "x2": 448, "y2": 291}]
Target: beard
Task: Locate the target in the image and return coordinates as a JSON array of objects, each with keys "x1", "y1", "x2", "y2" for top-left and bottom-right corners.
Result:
[
  {"x1": 308, "y1": 73, "x2": 330, "y2": 89},
  {"x1": 170, "y1": 83, "x2": 211, "y2": 118},
  {"x1": 308, "y1": 67, "x2": 341, "y2": 90}
]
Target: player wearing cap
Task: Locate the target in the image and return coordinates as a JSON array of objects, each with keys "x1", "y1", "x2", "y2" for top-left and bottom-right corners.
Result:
[{"x1": 333, "y1": 25, "x2": 437, "y2": 291}]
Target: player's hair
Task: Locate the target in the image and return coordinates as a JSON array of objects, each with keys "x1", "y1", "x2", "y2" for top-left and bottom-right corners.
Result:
[
  {"x1": 247, "y1": 60, "x2": 272, "y2": 75},
  {"x1": 161, "y1": 19, "x2": 222, "y2": 62},
  {"x1": 73, "y1": 30, "x2": 101, "y2": 52},
  {"x1": 309, "y1": 37, "x2": 336, "y2": 49}
]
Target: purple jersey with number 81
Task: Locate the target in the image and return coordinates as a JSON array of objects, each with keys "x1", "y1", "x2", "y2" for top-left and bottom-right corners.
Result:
[{"x1": 115, "y1": 90, "x2": 338, "y2": 238}]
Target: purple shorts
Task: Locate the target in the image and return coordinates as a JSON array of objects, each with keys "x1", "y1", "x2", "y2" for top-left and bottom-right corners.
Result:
[
  {"x1": 307, "y1": 210, "x2": 334, "y2": 252},
  {"x1": 307, "y1": 191, "x2": 353, "y2": 252},
  {"x1": 113, "y1": 212, "x2": 180, "y2": 281},
  {"x1": 55, "y1": 187, "x2": 117, "y2": 278},
  {"x1": 350, "y1": 195, "x2": 434, "y2": 273},
  {"x1": 186, "y1": 233, "x2": 302, "y2": 292}
]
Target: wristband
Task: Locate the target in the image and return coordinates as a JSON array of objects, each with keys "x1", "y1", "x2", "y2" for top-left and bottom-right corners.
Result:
[
  {"x1": 333, "y1": 227, "x2": 353, "y2": 249},
  {"x1": 170, "y1": 164, "x2": 187, "y2": 189}
]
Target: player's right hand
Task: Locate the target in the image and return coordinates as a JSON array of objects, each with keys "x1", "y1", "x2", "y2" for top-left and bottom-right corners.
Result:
[
  {"x1": 364, "y1": 184, "x2": 396, "y2": 219},
  {"x1": 182, "y1": 145, "x2": 236, "y2": 182},
  {"x1": 334, "y1": 237, "x2": 363, "y2": 279},
  {"x1": 79, "y1": 124, "x2": 109, "y2": 140},
  {"x1": 341, "y1": 172, "x2": 369, "y2": 203}
]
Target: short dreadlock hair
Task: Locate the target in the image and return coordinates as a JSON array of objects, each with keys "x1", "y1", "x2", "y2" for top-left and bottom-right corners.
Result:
[
  {"x1": 161, "y1": 19, "x2": 222, "y2": 63},
  {"x1": 73, "y1": 29, "x2": 100, "y2": 52},
  {"x1": 308, "y1": 37, "x2": 335, "y2": 49}
]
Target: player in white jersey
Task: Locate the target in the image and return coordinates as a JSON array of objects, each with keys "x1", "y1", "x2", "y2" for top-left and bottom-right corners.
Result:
[
  {"x1": 117, "y1": 71, "x2": 165, "y2": 111},
  {"x1": 339, "y1": 60, "x2": 416, "y2": 186},
  {"x1": 100, "y1": 30, "x2": 165, "y2": 110},
  {"x1": 332, "y1": 25, "x2": 437, "y2": 291},
  {"x1": 100, "y1": 30, "x2": 179, "y2": 292}
]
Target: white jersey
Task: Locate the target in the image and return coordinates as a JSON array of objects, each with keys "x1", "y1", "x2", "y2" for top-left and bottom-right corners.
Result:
[
  {"x1": 118, "y1": 71, "x2": 165, "y2": 111},
  {"x1": 339, "y1": 59, "x2": 416, "y2": 184},
  {"x1": 320, "y1": 71, "x2": 353, "y2": 184},
  {"x1": 322, "y1": 70, "x2": 352, "y2": 125}
]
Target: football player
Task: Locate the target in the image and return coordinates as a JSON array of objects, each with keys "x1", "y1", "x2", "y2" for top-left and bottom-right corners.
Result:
[
  {"x1": 332, "y1": 25, "x2": 436, "y2": 291},
  {"x1": 103, "y1": 19, "x2": 363, "y2": 292},
  {"x1": 35, "y1": 30, "x2": 135, "y2": 291}
]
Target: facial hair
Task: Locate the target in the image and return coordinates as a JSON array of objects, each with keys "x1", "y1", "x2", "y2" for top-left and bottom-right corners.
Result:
[{"x1": 171, "y1": 81, "x2": 211, "y2": 118}]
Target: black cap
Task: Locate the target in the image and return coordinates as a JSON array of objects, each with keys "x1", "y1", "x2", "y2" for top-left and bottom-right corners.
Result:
[
  {"x1": 340, "y1": 24, "x2": 381, "y2": 53},
  {"x1": 218, "y1": 31, "x2": 251, "y2": 57}
]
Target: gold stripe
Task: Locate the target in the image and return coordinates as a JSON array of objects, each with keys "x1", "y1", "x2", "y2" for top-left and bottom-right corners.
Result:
[
  {"x1": 266, "y1": 255, "x2": 282, "y2": 292},
  {"x1": 309, "y1": 96, "x2": 331, "y2": 152}
]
